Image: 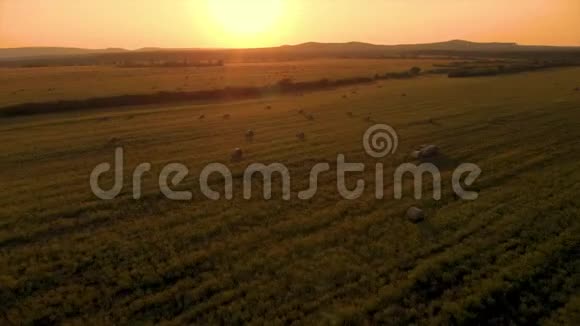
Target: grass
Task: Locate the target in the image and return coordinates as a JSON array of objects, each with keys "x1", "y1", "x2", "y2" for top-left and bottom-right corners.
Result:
[
  {"x1": 0, "y1": 58, "x2": 448, "y2": 108},
  {"x1": 1, "y1": 66, "x2": 580, "y2": 324}
]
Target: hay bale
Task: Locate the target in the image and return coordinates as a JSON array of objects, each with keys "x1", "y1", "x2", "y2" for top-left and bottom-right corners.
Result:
[
  {"x1": 401, "y1": 93, "x2": 407, "y2": 97},
  {"x1": 199, "y1": 114, "x2": 205, "y2": 120},
  {"x1": 406, "y1": 207, "x2": 425, "y2": 223},
  {"x1": 231, "y1": 148, "x2": 243, "y2": 162},
  {"x1": 245, "y1": 129, "x2": 255, "y2": 139},
  {"x1": 347, "y1": 112, "x2": 354, "y2": 118},
  {"x1": 223, "y1": 114, "x2": 231, "y2": 120},
  {"x1": 411, "y1": 144, "x2": 439, "y2": 159},
  {"x1": 107, "y1": 137, "x2": 121, "y2": 147},
  {"x1": 575, "y1": 87, "x2": 579, "y2": 92},
  {"x1": 296, "y1": 132, "x2": 306, "y2": 141},
  {"x1": 298, "y1": 109, "x2": 304, "y2": 114},
  {"x1": 265, "y1": 105, "x2": 272, "y2": 110},
  {"x1": 306, "y1": 113, "x2": 315, "y2": 121},
  {"x1": 420, "y1": 145, "x2": 439, "y2": 158}
]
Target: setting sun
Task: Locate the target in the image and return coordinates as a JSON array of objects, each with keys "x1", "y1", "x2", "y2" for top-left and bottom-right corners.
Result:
[{"x1": 203, "y1": 0, "x2": 287, "y2": 47}]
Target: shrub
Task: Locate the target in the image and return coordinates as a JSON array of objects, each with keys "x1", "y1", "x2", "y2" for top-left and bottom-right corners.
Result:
[{"x1": 410, "y1": 66, "x2": 422, "y2": 75}]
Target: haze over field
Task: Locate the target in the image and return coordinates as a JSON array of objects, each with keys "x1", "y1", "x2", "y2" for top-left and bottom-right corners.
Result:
[{"x1": 1, "y1": 0, "x2": 579, "y2": 49}]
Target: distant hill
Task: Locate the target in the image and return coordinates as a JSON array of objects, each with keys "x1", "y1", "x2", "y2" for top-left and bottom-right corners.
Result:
[
  {"x1": 1, "y1": 40, "x2": 579, "y2": 65},
  {"x1": 285, "y1": 40, "x2": 577, "y2": 53}
]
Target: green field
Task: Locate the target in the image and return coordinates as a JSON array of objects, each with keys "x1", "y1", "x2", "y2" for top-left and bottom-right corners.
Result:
[{"x1": 1, "y1": 65, "x2": 580, "y2": 324}]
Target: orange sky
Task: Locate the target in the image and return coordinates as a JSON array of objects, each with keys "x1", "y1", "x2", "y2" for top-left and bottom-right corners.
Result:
[{"x1": 1, "y1": 0, "x2": 579, "y2": 49}]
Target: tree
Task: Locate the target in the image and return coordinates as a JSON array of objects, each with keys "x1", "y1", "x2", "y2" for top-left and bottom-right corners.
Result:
[
  {"x1": 410, "y1": 66, "x2": 422, "y2": 75},
  {"x1": 277, "y1": 78, "x2": 294, "y2": 87}
]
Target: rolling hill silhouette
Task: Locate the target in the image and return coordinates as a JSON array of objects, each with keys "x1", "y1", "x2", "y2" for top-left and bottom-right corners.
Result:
[{"x1": 1, "y1": 40, "x2": 579, "y2": 68}]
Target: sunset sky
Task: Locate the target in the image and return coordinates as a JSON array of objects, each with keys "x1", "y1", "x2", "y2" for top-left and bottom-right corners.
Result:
[{"x1": 1, "y1": 0, "x2": 579, "y2": 49}]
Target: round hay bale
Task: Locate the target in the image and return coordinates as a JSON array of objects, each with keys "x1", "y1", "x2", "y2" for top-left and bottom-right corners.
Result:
[
  {"x1": 231, "y1": 148, "x2": 243, "y2": 162},
  {"x1": 223, "y1": 114, "x2": 231, "y2": 120},
  {"x1": 411, "y1": 144, "x2": 439, "y2": 159},
  {"x1": 245, "y1": 129, "x2": 255, "y2": 139},
  {"x1": 199, "y1": 114, "x2": 205, "y2": 120},
  {"x1": 306, "y1": 113, "x2": 315, "y2": 121},
  {"x1": 420, "y1": 145, "x2": 439, "y2": 158},
  {"x1": 296, "y1": 132, "x2": 306, "y2": 141},
  {"x1": 406, "y1": 207, "x2": 425, "y2": 223},
  {"x1": 401, "y1": 93, "x2": 407, "y2": 97},
  {"x1": 107, "y1": 137, "x2": 121, "y2": 147},
  {"x1": 265, "y1": 105, "x2": 272, "y2": 110},
  {"x1": 298, "y1": 109, "x2": 305, "y2": 114}
]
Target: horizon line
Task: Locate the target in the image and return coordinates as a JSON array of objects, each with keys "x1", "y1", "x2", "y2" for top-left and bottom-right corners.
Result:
[{"x1": 2, "y1": 39, "x2": 580, "y2": 52}]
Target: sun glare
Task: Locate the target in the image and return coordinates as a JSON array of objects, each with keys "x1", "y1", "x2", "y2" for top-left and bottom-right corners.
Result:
[{"x1": 204, "y1": 0, "x2": 286, "y2": 47}]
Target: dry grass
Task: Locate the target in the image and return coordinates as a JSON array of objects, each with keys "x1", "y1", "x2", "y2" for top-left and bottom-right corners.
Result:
[
  {"x1": 0, "y1": 58, "x2": 448, "y2": 107},
  {"x1": 1, "y1": 67, "x2": 580, "y2": 324}
]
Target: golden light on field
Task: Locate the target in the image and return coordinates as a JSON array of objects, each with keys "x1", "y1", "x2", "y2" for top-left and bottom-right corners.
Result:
[{"x1": 202, "y1": 0, "x2": 288, "y2": 48}]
